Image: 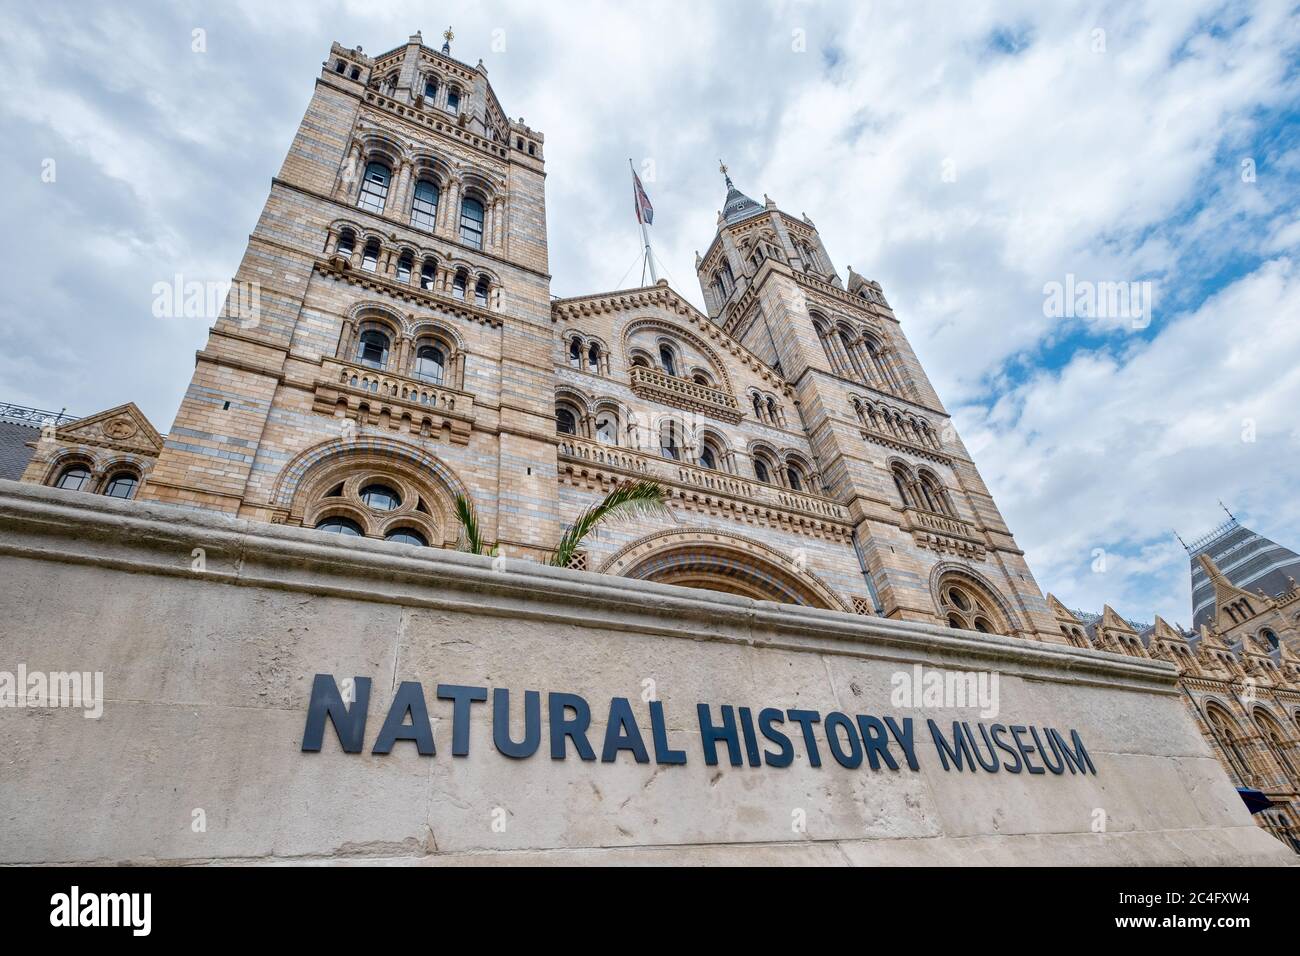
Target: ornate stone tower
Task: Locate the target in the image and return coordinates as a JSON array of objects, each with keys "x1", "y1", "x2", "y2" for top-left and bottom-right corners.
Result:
[
  {"x1": 138, "y1": 32, "x2": 560, "y2": 560},
  {"x1": 695, "y1": 166, "x2": 1059, "y2": 639}
]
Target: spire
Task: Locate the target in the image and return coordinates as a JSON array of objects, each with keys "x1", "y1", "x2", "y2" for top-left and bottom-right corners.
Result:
[
  {"x1": 715, "y1": 160, "x2": 763, "y2": 226},
  {"x1": 442, "y1": 26, "x2": 454, "y2": 55}
]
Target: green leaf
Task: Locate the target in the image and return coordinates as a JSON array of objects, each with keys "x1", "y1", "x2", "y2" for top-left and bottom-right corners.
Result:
[
  {"x1": 548, "y1": 479, "x2": 669, "y2": 567},
  {"x1": 453, "y1": 492, "x2": 490, "y2": 555}
]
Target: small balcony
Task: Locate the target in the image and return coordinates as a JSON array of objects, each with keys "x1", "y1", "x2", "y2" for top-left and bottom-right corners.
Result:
[
  {"x1": 901, "y1": 507, "x2": 986, "y2": 559},
  {"x1": 628, "y1": 366, "x2": 742, "y2": 423},
  {"x1": 313, "y1": 358, "x2": 475, "y2": 444}
]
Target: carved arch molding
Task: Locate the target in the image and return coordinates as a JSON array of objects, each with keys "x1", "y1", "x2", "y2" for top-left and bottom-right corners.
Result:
[{"x1": 602, "y1": 528, "x2": 848, "y2": 611}]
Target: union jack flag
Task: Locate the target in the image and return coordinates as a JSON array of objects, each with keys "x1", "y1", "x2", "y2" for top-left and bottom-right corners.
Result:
[{"x1": 632, "y1": 169, "x2": 654, "y2": 225}]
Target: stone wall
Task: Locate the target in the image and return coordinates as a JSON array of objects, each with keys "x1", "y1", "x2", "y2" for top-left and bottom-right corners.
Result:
[{"x1": 0, "y1": 480, "x2": 1291, "y2": 865}]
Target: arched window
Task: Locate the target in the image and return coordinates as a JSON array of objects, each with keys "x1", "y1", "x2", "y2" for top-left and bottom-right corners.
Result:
[
  {"x1": 660, "y1": 420, "x2": 681, "y2": 460},
  {"x1": 1260, "y1": 629, "x2": 1280, "y2": 650},
  {"x1": 386, "y1": 527, "x2": 428, "y2": 547},
  {"x1": 103, "y1": 472, "x2": 139, "y2": 499},
  {"x1": 556, "y1": 406, "x2": 577, "y2": 435},
  {"x1": 474, "y1": 277, "x2": 490, "y2": 307},
  {"x1": 395, "y1": 251, "x2": 413, "y2": 284},
  {"x1": 938, "y1": 576, "x2": 1009, "y2": 635},
  {"x1": 753, "y1": 456, "x2": 772, "y2": 483},
  {"x1": 568, "y1": 338, "x2": 582, "y2": 369},
  {"x1": 315, "y1": 516, "x2": 363, "y2": 536},
  {"x1": 1255, "y1": 711, "x2": 1298, "y2": 780},
  {"x1": 786, "y1": 464, "x2": 803, "y2": 491},
  {"x1": 414, "y1": 345, "x2": 445, "y2": 385},
  {"x1": 420, "y1": 258, "x2": 437, "y2": 290},
  {"x1": 892, "y1": 465, "x2": 914, "y2": 508},
  {"x1": 335, "y1": 60, "x2": 346, "y2": 74},
  {"x1": 1206, "y1": 706, "x2": 1251, "y2": 784},
  {"x1": 752, "y1": 393, "x2": 764, "y2": 420},
  {"x1": 630, "y1": 354, "x2": 650, "y2": 368},
  {"x1": 361, "y1": 238, "x2": 380, "y2": 272},
  {"x1": 359, "y1": 484, "x2": 401, "y2": 511},
  {"x1": 766, "y1": 397, "x2": 779, "y2": 426},
  {"x1": 587, "y1": 343, "x2": 601, "y2": 374},
  {"x1": 423, "y1": 76, "x2": 438, "y2": 100},
  {"x1": 336, "y1": 228, "x2": 356, "y2": 257},
  {"x1": 411, "y1": 180, "x2": 440, "y2": 230},
  {"x1": 595, "y1": 413, "x2": 617, "y2": 445},
  {"x1": 459, "y1": 196, "x2": 484, "y2": 248},
  {"x1": 452, "y1": 270, "x2": 467, "y2": 300},
  {"x1": 659, "y1": 344, "x2": 677, "y2": 376},
  {"x1": 699, "y1": 443, "x2": 718, "y2": 470},
  {"x1": 357, "y1": 161, "x2": 391, "y2": 214},
  {"x1": 356, "y1": 329, "x2": 390, "y2": 369},
  {"x1": 917, "y1": 472, "x2": 950, "y2": 516},
  {"x1": 445, "y1": 86, "x2": 461, "y2": 114},
  {"x1": 54, "y1": 464, "x2": 92, "y2": 492}
]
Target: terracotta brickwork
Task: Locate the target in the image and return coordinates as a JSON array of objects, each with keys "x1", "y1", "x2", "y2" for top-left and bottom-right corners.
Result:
[{"x1": 19, "y1": 31, "x2": 1063, "y2": 637}]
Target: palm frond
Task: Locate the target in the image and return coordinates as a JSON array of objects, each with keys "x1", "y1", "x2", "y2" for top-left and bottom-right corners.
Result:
[
  {"x1": 453, "y1": 492, "x2": 490, "y2": 555},
  {"x1": 548, "y1": 479, "x2": 669, "y2": 567}
]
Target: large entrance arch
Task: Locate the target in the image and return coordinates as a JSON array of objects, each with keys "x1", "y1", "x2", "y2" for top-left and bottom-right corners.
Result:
[{"x1": 602, "y1": 529, "x2": 846, "y2": 611}]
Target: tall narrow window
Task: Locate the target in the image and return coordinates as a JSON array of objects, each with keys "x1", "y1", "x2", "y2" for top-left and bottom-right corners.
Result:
[
  {"x1": 752, "y1": 394, "x2": 764, "y2": 420},
  {"x1": 423, "y1": 77, "x2": 438, "y2": 100},
  {"x1": 446, "y1": 87, "x2": 461, "y2": 113},
  {"x1": 357, "y1": 161, "x2": 391, "y2": 214},
  {"x1": 596, "y1": 415, "x2": 617, "y2": 444},
  {"x1": 660, "y1": 422, "x2": 680, "y2": 460},
  {"x1": 786, "y1": 466, "x2": 803, "y2": 491},
  {"x1": 361, "y1": 239, "x2": 380, "y2": 272},
  {"x1": 411, "y1": 179, "x2": 439, "y2": 230},
  {"x1": 556, "y1": 407, "x2": 577, "y2": 435},
  {"x1": 474, "y1": 277, "x2": 489, "y2": 307},
  {"x1": 335, "y1": 228, "x2": 356, "y2": 257},
  {"x1": 420, "y1": 258, "x2": 437, "y2": 290},
  {"x1": 357, "y1": 329, "x2": 389, "y2": 369},
  {"x1": 659, "y1": 344, "x2": 677, "y2": 376},
  {"x1": 569, "y1": 338, "x2": 582, "y2": 369},
  {"x1": 415, "y1": 345, "x2": 445, "y2": 385},
  {"x1": 587, "y1": 343, "x2": 601, "y2": 373},
  {"x1": 452, "y1": 271, "x2": 467, "y2": 300},
  {"x1": 459, "y1": 197, "x2": 484, "y2": 248},
  {"x1": 699, "y1": 444, "x2": 717, "y2": 470},
  {"x1": 395, "y1": 251, "x2": 413, "y2": 284},
  {"x1": 754, "y1": 458, "x2": 771, "y2": 483}
]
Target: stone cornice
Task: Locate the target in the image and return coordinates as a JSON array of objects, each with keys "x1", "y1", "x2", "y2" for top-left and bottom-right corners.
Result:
[
  {"x1": 0, "y1": 479, "x2": 1183, "y2": 694},
  {"x1": 312, "y1": 259, "x2": 504, "y2": 327}
]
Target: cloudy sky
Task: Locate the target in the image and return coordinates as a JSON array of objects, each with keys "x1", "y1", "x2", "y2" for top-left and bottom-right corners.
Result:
[{"x1": 2, "y1": 0, "x2": 1297, "y2": 626}]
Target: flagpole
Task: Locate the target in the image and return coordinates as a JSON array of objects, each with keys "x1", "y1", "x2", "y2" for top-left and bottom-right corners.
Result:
[{"x1": 630, "y1": 159, "x2": 659, "y2": 284}]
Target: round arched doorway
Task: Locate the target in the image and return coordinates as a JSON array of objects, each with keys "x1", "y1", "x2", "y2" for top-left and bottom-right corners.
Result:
[{"x1": 604, "y1": 530, "x2": 844, "y2": 611}]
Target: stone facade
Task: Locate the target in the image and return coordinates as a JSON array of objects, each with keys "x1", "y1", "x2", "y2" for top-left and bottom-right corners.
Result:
[
  {"x1": 1047, "y1": 519, "x2": 1300, "y2": 853},
  {"x1": 0, "y1": 481, "x2": 1292, "y2": 865},
  {"x1": 12, "y1": 32, "x2": 1299, "y2": 862},
  {"x1": 24, "y1": 33, "x2": 1056, "y2": 640}
]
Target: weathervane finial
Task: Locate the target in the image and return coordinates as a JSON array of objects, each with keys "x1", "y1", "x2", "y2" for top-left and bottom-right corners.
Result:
[
  {"x1": 442, "y1": 26, "x2": 454, "y2": 54},
  {"x1": 718, "y1": 159, "x2": 732, "y2": 187}
]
